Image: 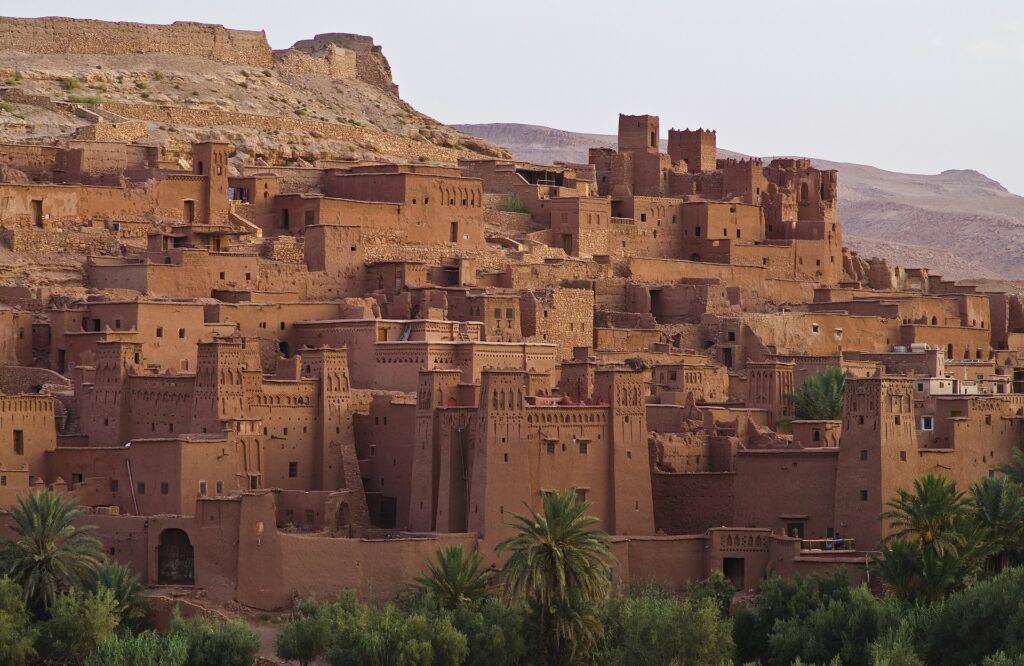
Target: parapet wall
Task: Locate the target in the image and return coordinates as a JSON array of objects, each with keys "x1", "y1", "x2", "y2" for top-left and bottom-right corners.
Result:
[{"x1": 0, "y1": 17, "x2": 273, "y2": 66}]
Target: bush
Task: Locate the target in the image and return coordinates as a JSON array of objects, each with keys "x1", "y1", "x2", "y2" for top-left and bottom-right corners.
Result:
[
  {"x1": 501, "y1": 194, "x2": 530, "y2": 214},
  {"x1": 911, "y1": 566, "x2": 1024, "y2": 665},
  {"x1": 768, "y1": 586, "x2": 896, "y2": 666},
  {"x1": 732, "y1": 570, "x2": 851, "y2": 664},
  {"x1": 86, "y1": 630, "x2": 189, "y2": 666},
  {"x1": 323, "y1": 594, "x2": 468, "y2": 666},
  {"x1": 276, "y1": 600, "x2": 331, "y2": 665},
  {"x1": 682, "y1": 571, "x2": 736, "y2": 617},
  {"x1": 58, "y1": 77, "x2": 80, "y2": 91},
  {"x1": 170, "y1": 612, "x2": 260, "y2": 666},
  {"x1": 445, "y1": 596, "x2": 529, "y2": 666},
  {"x1": 89, "y1": 562, "x2": 150, "y2": 631},
  {"x1": 0, "y1": 578, "x2": 36, "y2": 665},
  {"x1": 36, "y1": 588, "x2": 119, "y2": 663},
  {"x1": 598, "y1": 587, "x2": 733, "y2": 665}
]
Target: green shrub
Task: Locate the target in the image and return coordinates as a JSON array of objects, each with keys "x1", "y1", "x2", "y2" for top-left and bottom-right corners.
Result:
[
  {"x1": 323, "y1": 593, "x2": 468, "y2": 666},
  {"x1": 0, "y1": 578, "x2": 36, "y2": 665},
  {"x1": 86, "y1": 630, "x2": 188, "y2": 666},
  {"x1": 88, "y1": 562, "x2": 149, "y2": 631},
  {"x1": 276, "y1": 601, "x2": 331, "y2": 666},
  {"x1": 35, "y1": 588, "x2": 119, "y2": 663},
  {"x1": 732, "y1": 570, "x2": 851, "y2": 664},
  {"x1": 911, "y1": 566, "x2": 1024, "y2": 666},
  {"x1": 170, "y1": 612, "x2": 260, "y2": 666},
  {"x1": 501, "y1": 194, "x2": 530, "y2": 214},
  {"x1": 768, "y1": 586, "x2": 896, "y2": 666},
  {"x1": 598, "y1": 587, "x2": 733, "y2": 665},
  {"x1": 58, "y1": 76, "x2": 80, "y2": 91}
]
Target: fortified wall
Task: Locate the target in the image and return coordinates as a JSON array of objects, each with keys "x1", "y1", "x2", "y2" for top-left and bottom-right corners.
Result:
[{"x1": 0, "y1": 17, "x2": 274, "y2": 66}]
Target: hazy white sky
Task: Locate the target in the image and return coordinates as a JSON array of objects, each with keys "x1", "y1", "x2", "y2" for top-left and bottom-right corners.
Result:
[{"x1": 5, "y1": 1, "x2": 1023, "y2": 193}]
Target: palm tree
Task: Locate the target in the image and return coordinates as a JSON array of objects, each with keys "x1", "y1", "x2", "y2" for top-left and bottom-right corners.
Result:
[
  {"x1": 996, "y1": 449, "x2": 1024, "y2": 485},
  {"x1": 0, "y1": 490, "x2": 103, "y2": 615},
  {"x1": 497, "y1": 489, "x2": 614, "y2": 664},
  {"x1": 881, "y1": 474, "x2": 969, "y2": 558},
  {"x1": 89, "y1": 561, "x2": 149, "y2": 630},
  {"x1": 414, "y1": 544, "x2": 492, "y2": 610},
  {"x1": 786, "y1": 367, "x2": 845, "y2": 420},
  {"x1": 871, "y1": 539, "x2": 965, "y2": 604},
  {"x1": 969, "y1": 476, "x2": 1024, "y2": 571}
]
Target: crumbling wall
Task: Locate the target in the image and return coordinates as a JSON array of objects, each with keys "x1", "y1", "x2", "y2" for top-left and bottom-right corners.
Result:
[
  {"x1": 288, "y1": 33, "x2": 398, "y2": 96},
  {"x1": 0, "y1": 17, "x2": 273, "y2": 66}
]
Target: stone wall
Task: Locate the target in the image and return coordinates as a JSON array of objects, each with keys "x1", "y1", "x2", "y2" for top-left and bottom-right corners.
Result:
[
  {"x1": 288, "y1": 33, "x2": 398, "y2": 96},
  {"x1": 0, "y1": 17, "x2": 273, "y2": 66}
]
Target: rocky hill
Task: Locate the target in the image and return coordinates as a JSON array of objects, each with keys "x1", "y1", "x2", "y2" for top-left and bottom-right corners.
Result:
[
  {"x1": 0, "y1": 17, "x2": 507, "y2": 168},
  {"x1": 456, "y1": 123, "x2": 1024, "y2": 280}
]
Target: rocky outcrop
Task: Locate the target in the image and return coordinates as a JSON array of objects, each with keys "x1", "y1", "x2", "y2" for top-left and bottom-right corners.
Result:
[{"x1": 284, "y1": 33, "x2": 398, "y2": 96}]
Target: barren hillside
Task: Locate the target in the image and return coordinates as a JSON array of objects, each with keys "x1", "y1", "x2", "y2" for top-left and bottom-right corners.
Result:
[
  {"x1": 456, "y1": 123, "x2": 1024, "y2": 280},
  {"x1": 0, "y1": 17, "x2": 507, "y2": 167}
]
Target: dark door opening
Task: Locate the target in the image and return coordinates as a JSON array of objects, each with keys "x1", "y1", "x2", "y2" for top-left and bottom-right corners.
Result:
[
  {"x1": 786, "y1": 521, "x2": 805, "y2": 539},
  {"x1": 183, "y1": 200, "x2": 195, "y2": 223},
  {"x1": 722, "y1": 347, "x2": 733, "y2": 368},
  {"x1": 30, "y1": 200, "x2": 43, "y2": 227},
  {"x1": 157, "y1": 529, "x2": 195, "y2": 585},
  {"x1": 561, "y1": 234, "x2": 573, "y2": 254},
  {"x1": 335, "y1": 502, "x2": 352, "y2": 536},
  {"x1": 723, "y1": 557, "x2": 745, "y2": 590},
  {"x1": 450, "y1": 222, "x2": 459, "y2": 243},
  {"x1": 379, "y1": 496, "x2": 397, "y2": 529},
  {"x1": 650, "y1": 289, "x2": 664, "y2": 321}
]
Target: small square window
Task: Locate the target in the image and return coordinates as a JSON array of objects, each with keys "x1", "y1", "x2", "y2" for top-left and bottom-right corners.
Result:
[
  {"x1": 859, "y1": 450, "x2": 867, "y2": 461},
  {"x1": 161, "y1": 482, "x2": 169, "y2": 495},
  {"x1": 110, "y1": 479, "x2": 119, "y2": 492},
  {"x1": 860, "y1": 490, "x2": 868, "y2": 501},
  {"x1": 216, "y1": 481, "x2": 223, "y2": 494},
  {"x1": 546, "y1": 441, "x2": 555, "y2": 454},
  {"x1": 288, "y1": 462, "x2": 298, "y2": 478},
  {"x1": 137, "y1": 482, "x2": 146, "y2": 494},
  {"x1": 579, "y1": 441, "x2": 589, "y2": 454},
  {"x1": 899, "y1": 451, "x2": 907, "y2": 461}
]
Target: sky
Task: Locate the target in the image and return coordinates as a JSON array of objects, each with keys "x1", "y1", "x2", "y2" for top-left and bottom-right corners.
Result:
[{"x1": 5, "y1": 0, "x2": 1023, "y2": 194}]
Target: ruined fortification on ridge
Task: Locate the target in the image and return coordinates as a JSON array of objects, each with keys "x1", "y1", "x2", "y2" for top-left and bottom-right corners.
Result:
[{"x1": 0, "y1": 16, "x2": 274, "y2": 65}]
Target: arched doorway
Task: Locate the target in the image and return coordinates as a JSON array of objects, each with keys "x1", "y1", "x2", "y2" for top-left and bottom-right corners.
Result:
[{"x1": 157, "y1": 529, "x2": 195, "y2": 585}]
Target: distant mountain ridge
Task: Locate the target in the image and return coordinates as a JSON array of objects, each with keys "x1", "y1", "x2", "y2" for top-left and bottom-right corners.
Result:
[{"x1": 455, "y1": 123, "x2": 1024, "y2": 280}]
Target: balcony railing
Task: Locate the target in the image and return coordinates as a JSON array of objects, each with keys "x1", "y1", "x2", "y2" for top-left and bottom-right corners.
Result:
[{"x1": 799, "y1": 538, "x2": 855, "y2": 552}]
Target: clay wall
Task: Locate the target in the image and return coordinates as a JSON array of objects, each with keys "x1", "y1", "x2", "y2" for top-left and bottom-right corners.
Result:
[
  {"x1": 899, "y1": 324, "x2": 991, "y2": 361},
  {"x1": 0, "y1": 394, "x2": 57, "y2": 496},
  {"x1": 651, "y1": 471, "x2": 734, "y2": 533},
  {"x1": 520, "y1": 288, "x2": 594, "y2": 360},
  {"x1": 594, "y1": 327, "x2": 662, "y2": 352},
  {"x1": 0, "y1": 309, "x2": 32, "y2": 366},
  {"x1": 734, "y1": 449, "x2": 839, "y2": 539}
]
